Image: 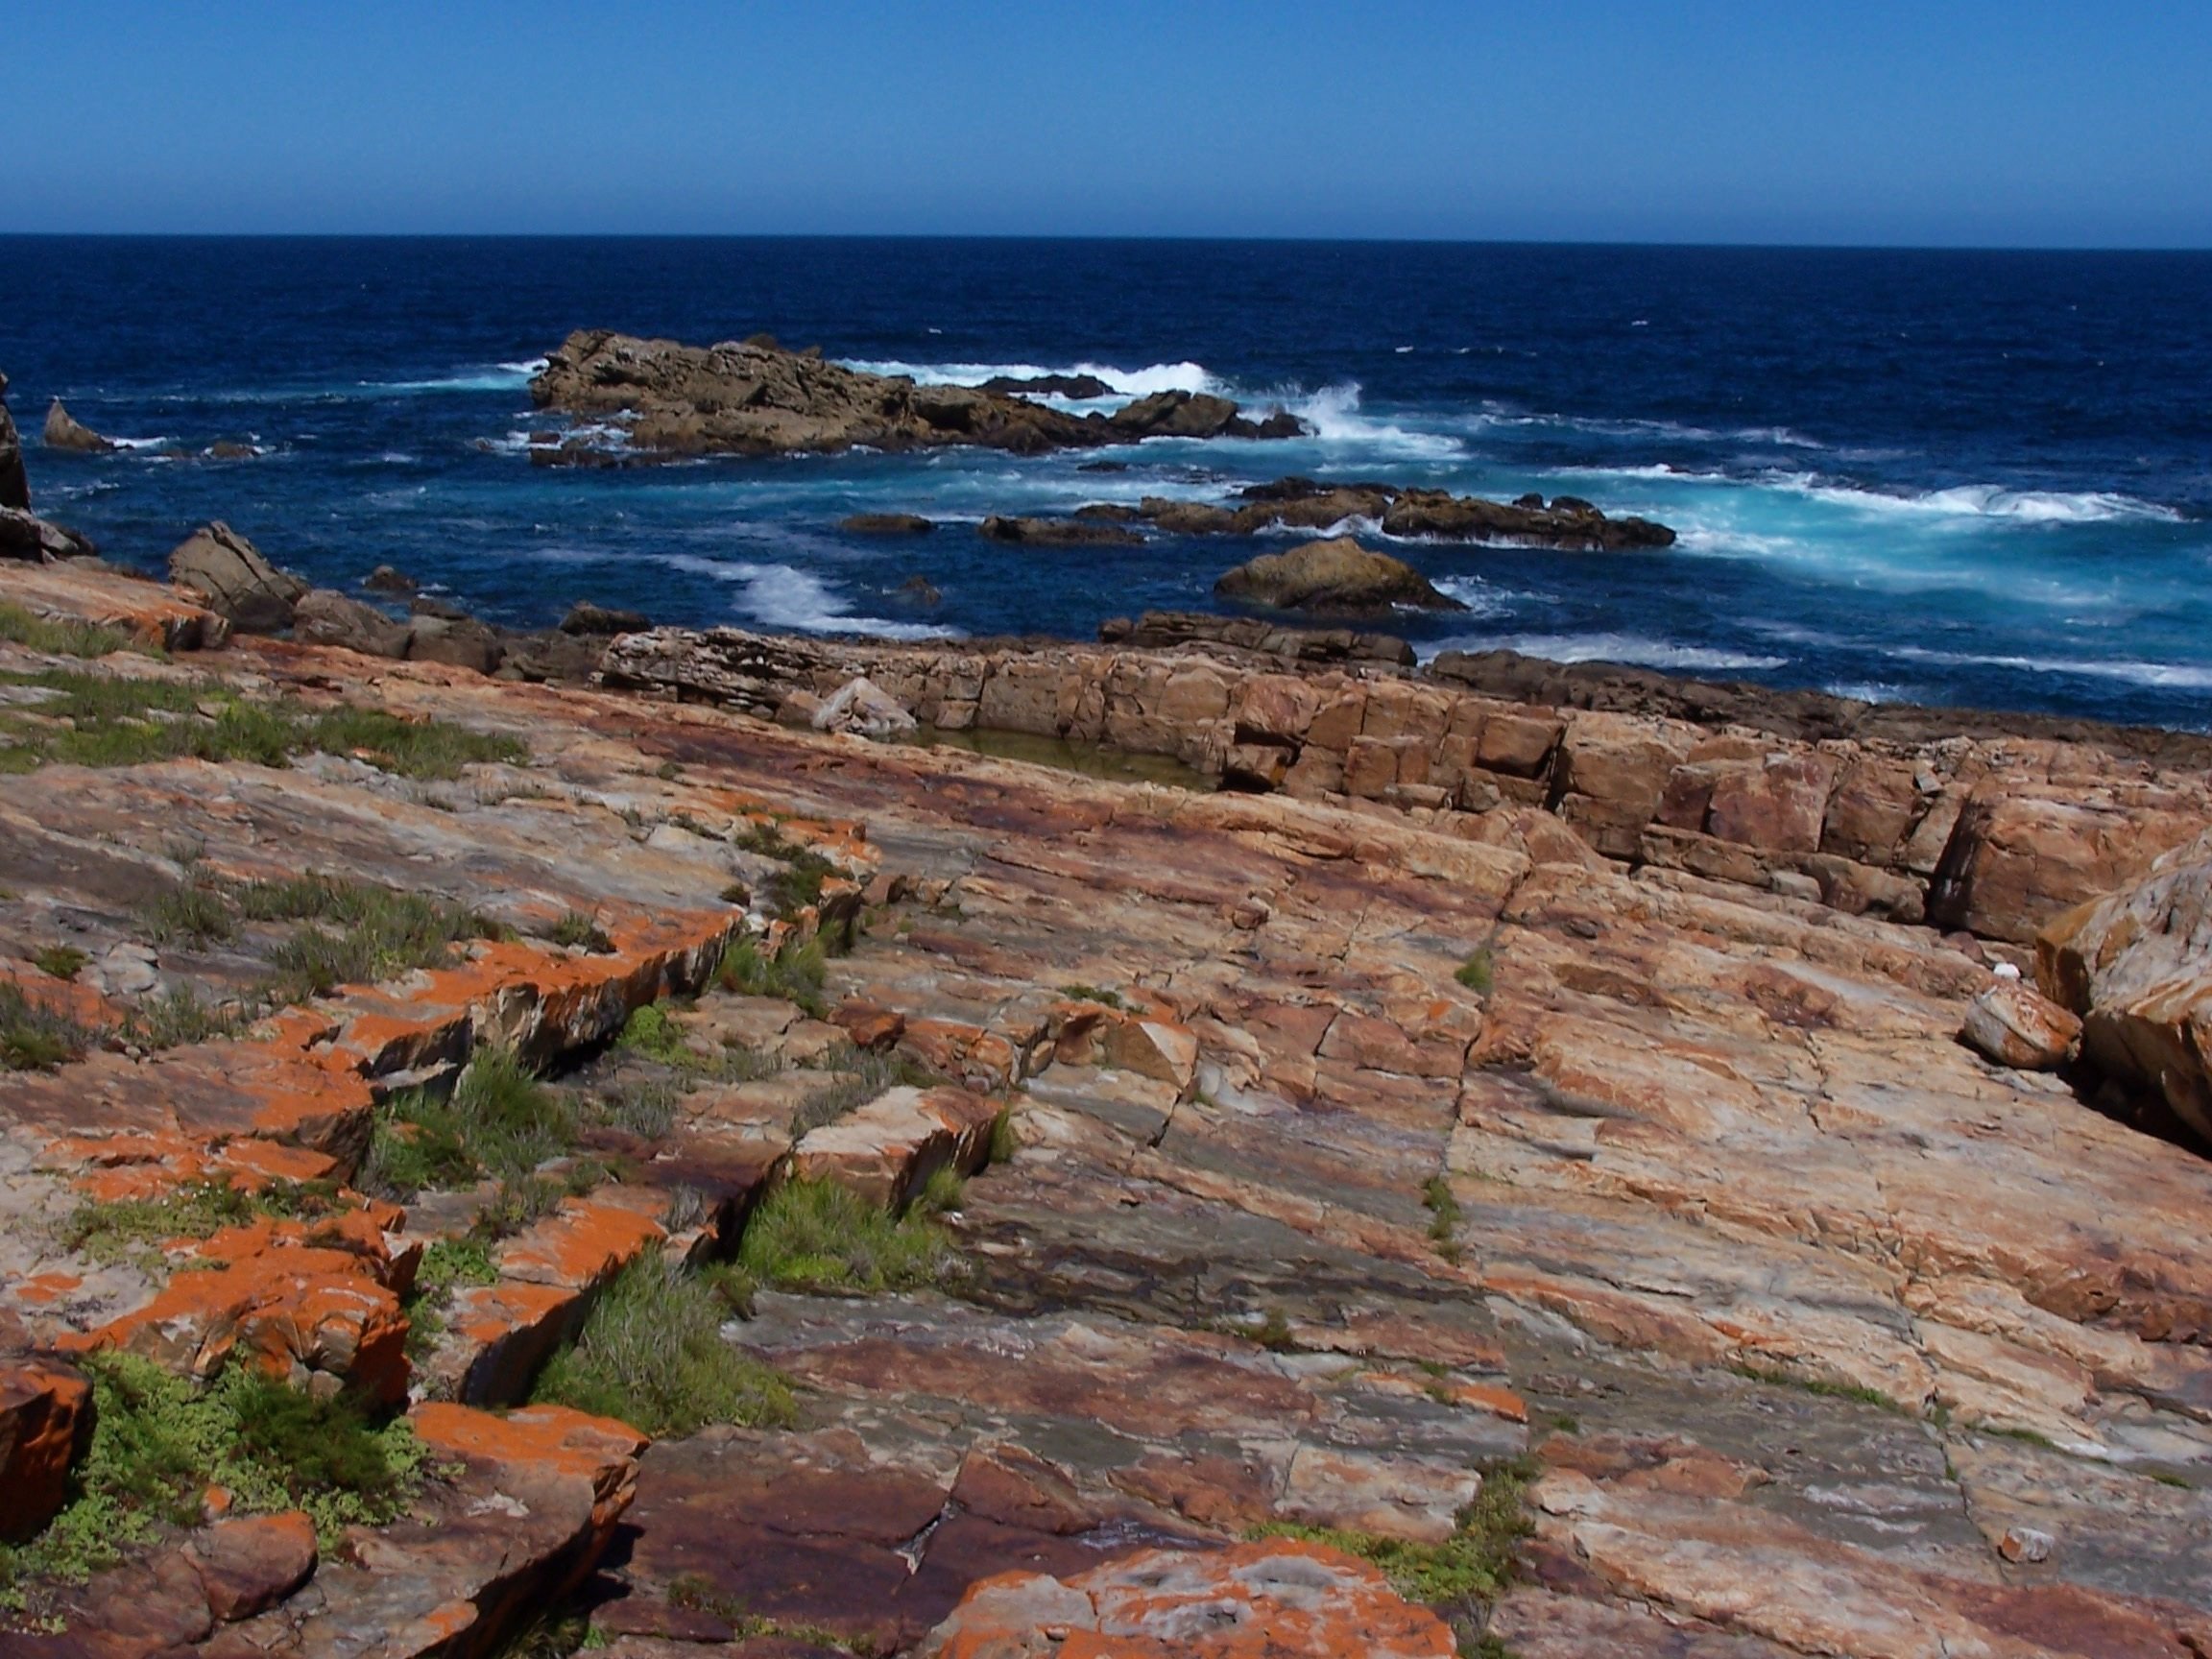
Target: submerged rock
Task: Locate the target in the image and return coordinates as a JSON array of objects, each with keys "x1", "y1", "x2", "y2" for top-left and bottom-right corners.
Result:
[
  {"x1": 975, "y1": 372, "x2": 1114, "y2": 398},
  {"x1": 1214, "y1": 536, "x2": 1466, "y2": 614},
  {"x1": 979, "y1": 515, "x2": 1144, "y2": 548},
  {"x1": 363, "y1": 564, "x2": 419, "y2": 594},
  {"x1": 841, "y1": 512, "x2": 936, "y2": 535},
  {"x1": 42, "y1": 398, "x2": 116, "y2": 453},
  {"x1": 561, "y1": 600, "x2": 653, "y2": 636},
  {"x1": 167, "y1": 522, "x2": 308, "y2": 632}
]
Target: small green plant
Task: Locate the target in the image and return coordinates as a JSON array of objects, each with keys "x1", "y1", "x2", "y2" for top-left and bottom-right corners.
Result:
[
  {"x1": 1977, "y1": 1422, "x2": 2058, "y2": 1450},
  {"x1": 988, "y1": 1105, "x2": 1019, "y2": 1164},
  {"x1": 248, "y1": 876, "x2": 498, "y2": 1003},
  {"x1": 2151, "y1": 1470, "x2": 2192, "y2": 1489},
  {"x1": 1253, "y1": 1308, "x2": 1297, "y2": 1353},
  {"x1": 1058, "y1": 983, "x2": 1125, "y2": 1009},
  {"x1": 401, "y1": 1237, "x2": 502, "y2": 1361},
  {"x1": 0, "y1": 1354, "x2": 428, "y2": 1608},
  {"x1": 592, "y1": 1080, "x2": 679, "y2": 1140},
  {"x1": 654, "y1": 759, "x2": 683, "y2": 781},
  {"x1": 714, "y1": 936, "x2": 827, "y2": 1017},
  {"x1": 531, "y1": 1254, "x2": 795, "y2": 1438},
  {"x1": 732, "y1": 822, "x2": 842, "y2": 921},
  {"x1": 718, "y1": 880, "x2": 751, "y2": 905},
  {"x1": 31, "y1": 945, "x2": 87, "y2": 981},
  {"x1": 364, "y1": 1048, "x2": 574, "y2": 1200},
  {"x1": 0, "y1": 982, "x2": 101, "y2": 1071},
  {"x1": 789, "y1": 1047, "x2": 941, "y2": 1138},
  {"x1": 1731, "y1": 1362, "x2": 1903, "y2": 1414},
  {"x1": 471, "y1": 1174, "x2": 571, "y2": 1240},
  {"x1": 615, "y1": 1000, "x2": 696, "y2": 1066},
  {"x1": 545, "y1": 911, "x2": 613, "y2": 952},
  {"x1": 137, "y1": 878, "x2": 237, "y2": 947},
  {"x1": 1251, "y1": 1455, "x2": 1535, "y2": 1649},
  {"x1": 736, "y1": 1176, "x2": 959, "y2": 1295},
  {"x1": 0, "y1": 603, "x2": 133, "y2": 658},
  {"x1": 124, "y1": 985, "x2": 253, "y2": 1050},
  {"x1": 57, "y1": 1179, "x2": 293, "y2": 1267},
  {"x1": 1423, "y1": 1173, "x2": 1463, "y2": 1263},
  {"x1": 1455, "y1": 948, "x2": 1495, "y2": 995}
]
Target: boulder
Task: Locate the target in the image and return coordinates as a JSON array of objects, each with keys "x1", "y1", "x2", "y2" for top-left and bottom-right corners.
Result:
[
  {"x1": 2036, "y1": 830, "x2": 2212, "y2": 1139},
  {"x1": 896, "y1": 574, "x2": 943, "y2": 607},
  {"x1": 183, "y1": 1510, "x2": 318, "y2": 1621},
  {"x1": 1960, "y1": 979, "x2": 2081, "y2": 1070},
  {"x1": 841, "y1": 513, "x2": 936, "y2": 536},
  {"x1": 168, "y1": 522, "x2": 309, "y2": 632},
  {"x1": 979, "y1": 515, "x2": 1143, "y2": 548},
  {"x1": 363, "y1": 564, "x2": 418, "y2": 594},
  {"x1": 0, "y1": 505, "x2": 98, "y2": 563},
  {"x1": 811, "y1": 675, "x2": 919, "y2": 740},
  {"x1": 561, "y1": 600, "x2": 652, "y2": 636},
  {"x1": 405, "y1": 612, "x2": 504, "y2": 674},
  {"x1": 1214, "y1": 536, "x2": 1465, "y2": 614},
  {"x1": 0, "y1": 369, "x2": 28, "y2": 510},
  {"x1": 293, "y1": 588, "x2": 409, "y2": 657},
  {"x1": 42, "y1": 397, "x2": 117, "y2": 453},
  {"x1": 0, "y1": 1358, "x2": 90, "y2": 1543}
]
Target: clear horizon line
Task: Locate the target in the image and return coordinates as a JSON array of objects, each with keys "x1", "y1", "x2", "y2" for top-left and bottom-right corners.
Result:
[{"x1": 0, "y1": 228, "x2": 2209, "y2": 254}]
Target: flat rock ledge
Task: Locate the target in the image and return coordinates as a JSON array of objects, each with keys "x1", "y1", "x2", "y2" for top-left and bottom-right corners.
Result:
[{"x1": 5, "y1": 554, "x2": 2212, "y2": 1659}]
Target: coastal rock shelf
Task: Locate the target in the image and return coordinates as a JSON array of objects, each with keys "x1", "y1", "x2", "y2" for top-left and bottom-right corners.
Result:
[
  {"x1": 601, "y1": 621, "x2": 2212, "y2": 945},
  {"x1": 4, "y1": 554, "x2": 2212, "y2": 1657},
  {"x1": 528, "y1": 328, "x2": 1306, "y2": 460}
]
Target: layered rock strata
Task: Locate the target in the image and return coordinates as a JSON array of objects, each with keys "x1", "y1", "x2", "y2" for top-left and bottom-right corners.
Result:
[
  {"x1": 602, "y1": 624, "x2": 2212, "y2": 944},
  {"x1": 4, "y1": 557, "x2": 2212, "y2": 1657}
]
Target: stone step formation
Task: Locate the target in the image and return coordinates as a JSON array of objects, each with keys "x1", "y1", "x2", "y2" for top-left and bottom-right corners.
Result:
[{"x1": 0, "y1": 553, "x2": 2210, "y2": 1658}]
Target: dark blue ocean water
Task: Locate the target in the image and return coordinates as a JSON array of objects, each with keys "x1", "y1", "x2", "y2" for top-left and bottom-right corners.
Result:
[{"x1": 3, "y1": 237, "x2": 2208, "y2": 729}]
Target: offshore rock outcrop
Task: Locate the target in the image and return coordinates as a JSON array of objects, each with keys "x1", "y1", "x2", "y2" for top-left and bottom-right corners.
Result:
[
  {"x1": 1117, "y1": 474, "x2": 1677, "y2": 550},
  {"x1": 41, "y1": 397, "x2": 116, "y2": 453},
  {"x1": 0, "y1": 370, "x2": 28, "y2": 510},
  {"x1": 530, "y1": 329, "x2": 1308, "y2": 460}
]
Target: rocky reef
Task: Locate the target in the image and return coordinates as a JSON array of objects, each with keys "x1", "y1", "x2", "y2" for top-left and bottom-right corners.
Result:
[
  {"x1": 3, "y1": 533, "x2": 2212, "y2": 1655},
  {"x1": 528, "y1": 330, "x2": 1307, "y2": 461},
  {"x1": 1116, "y1": 475, "x2": 1677, "y2": 550}
]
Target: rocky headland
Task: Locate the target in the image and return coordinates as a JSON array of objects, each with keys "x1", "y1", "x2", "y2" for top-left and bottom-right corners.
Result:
[
  {"x1": 4, "y1": 388, "x2": 2212, "y2": 1656},
  {"x1": 527, "y1": 329, "x2": 1308, "y2": 462}
]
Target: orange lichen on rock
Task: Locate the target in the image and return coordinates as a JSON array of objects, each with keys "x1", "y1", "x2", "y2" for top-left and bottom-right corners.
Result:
[
  {"x1": 918, "y1": 1539, "x2": 1458, "y2": 1659},
  {"x1": 56, "y1": 1214, "x2": 410, "y2": 1403},
  {"x1": 412, "y1": 1401, "x2": 649, "y2": 1532},
  {"x1": 0, "y1": 1358, "x2": 91, "y2": 1543},
  {"x1": 496, "y1": 1197, "x2": 666, "y2": 1289}
]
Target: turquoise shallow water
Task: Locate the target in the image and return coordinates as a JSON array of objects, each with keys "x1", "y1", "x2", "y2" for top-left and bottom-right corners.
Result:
[{"x1": 3, "y1": 236, "x2": 2207, "y2": 729}]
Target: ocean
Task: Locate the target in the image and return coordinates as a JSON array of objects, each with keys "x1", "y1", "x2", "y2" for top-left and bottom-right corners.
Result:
[{"x1": 3, "y1": 236, "x2": 2207, "y2": 729}]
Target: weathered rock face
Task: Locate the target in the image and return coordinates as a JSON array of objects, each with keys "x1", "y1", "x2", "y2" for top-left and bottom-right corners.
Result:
[
  {"x1": 9, "y1": 554, "x2": 2212, "y2": 1658},
  {"x1": 0, "y1": 505, "x2": 99, "y2": 563},
  {"x1": 1106, "y1": 475, "x2": 1676, "y2": 551},
  {"x1": 1214, "y1": 536, "x2": 1465, "y2": 614},
  {"x1": 979, "y1": 515, "x2": 1144, "y2": 548},
  {"x1": 1962, "y1": 976, "x2": 2082, "y2": 1070},
  {"x1": 168, "y1": 521, "x2": 309, "y2": 632},
  {"x1": 0, "y1": 369, "x2": 28, "y2": 510},
  {"x1": 530, "y1": 329, "x2": 1305, "y2": 460},
  {"x1": 42, "y1": 397, "x2": 116, "y2": 453},
  {"x1": 2038, "y1": 830, "x2": 2212, "y2": 1141},
  {"x1": 601, "y1": 624, "x2": 2210, "y2": 946}
]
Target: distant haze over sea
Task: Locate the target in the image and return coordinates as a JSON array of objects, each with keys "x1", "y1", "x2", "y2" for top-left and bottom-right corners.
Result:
[{"x1": 5, "y1": 236, "x2": 2208, "y2": 730}]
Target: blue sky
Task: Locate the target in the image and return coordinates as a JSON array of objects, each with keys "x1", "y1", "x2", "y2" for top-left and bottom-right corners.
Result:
[{"x1": 6, "y1": 1, "x2": 2208, "y2": 245}]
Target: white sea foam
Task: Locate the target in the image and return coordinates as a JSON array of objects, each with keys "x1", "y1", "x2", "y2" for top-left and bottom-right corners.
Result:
[
  {"x1": 107, "y1": 434, "x2": 174, "y2": 451},
  {"x1": 1275, "y1": 382, "x2": 1462, "y2": 460},
  {"x1": 1824, "y1": 681, "x2": 1908, "y2": 704},
  {"x1": 1424, "y1": 631, "x2": 1788, "y2": 674},
  {"x1": 836, "y1": 356, "x2": 1226, "y2": 402},
  {"x1": 374, "y1": 358, "x2": 546, "y2": 395},
  {"x1": 1432, "y1": 576, "x2": 1522, "y2": 618},
  {"x1": 654, "y1": 555, "x2": 958, "y2": 642},
  {"x1": 1885, "y1": 645, "x2": 2212, "y2": 689},
  {"x1": 1770, "y1": 474, "x2": 2180, "y2": 525}
]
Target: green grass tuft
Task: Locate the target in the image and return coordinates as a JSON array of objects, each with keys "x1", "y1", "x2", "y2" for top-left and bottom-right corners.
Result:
[
  {"x1": 1251, "y1": 1455, "x2": 1535, "y2": 1648},
  {"x1": 0, "y1": 603, "x2": 135, "y2": 659},
  {"x1": 736, "y1": 1175, "x2": 961, "y2": 1296},
  {"x1": 123, "y1": 985, "x2": 253, "y2": 1050},
  {"x1": 714, "y1": 936, "x2": 828, "y2": 1018},
  {"x1": 30, "y1": 945, "x2": 86, "y2": 981},
  {"x1": 545, "y1": 910, "x2": 613, "y2": 952},
  {"x1": 1731, "y1": 1362, "x2": 1904, "y2": 1414},
  {"x1": 1058, "y1": 982, "x2": 1125, "y2": 1009},
  {"x1": 530, "y1": 1254, "x2": 796, "y2": 1438},
  {"x1": 363, "y1": 1048, "x2": 573, "y2": 1200},
  {"x1": 1455, "y1": 948, "x2": 1495, "y2": 995},
  {"x1": 1422, "y1": 1172, "x2": 1464, "y2": 1264},
  {"x1": 0, "y1": 982, "x2": 102, "y2": 1071},
  {"x1": 0, "y1": 1354, "x2": 427, "y2": 1608}
]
